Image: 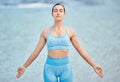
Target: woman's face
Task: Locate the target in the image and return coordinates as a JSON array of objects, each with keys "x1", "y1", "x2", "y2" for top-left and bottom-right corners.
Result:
[{"x1": 52, "y1": 5, "x2": 65, "y2": 21}]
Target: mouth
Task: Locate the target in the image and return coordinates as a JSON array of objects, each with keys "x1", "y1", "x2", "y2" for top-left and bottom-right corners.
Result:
[{"x1": 56, "y1": 16, "x2": 61, "y2": 17}]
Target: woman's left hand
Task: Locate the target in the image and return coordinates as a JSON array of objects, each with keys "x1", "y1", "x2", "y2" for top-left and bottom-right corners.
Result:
[{"x1": 93, "y1": 65, "x2": 104, "y2": 78}]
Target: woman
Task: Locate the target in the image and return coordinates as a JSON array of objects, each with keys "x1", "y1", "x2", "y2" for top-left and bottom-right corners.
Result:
[{"x1": 16, "y1": 3, "x2": 104, "y2": 82}]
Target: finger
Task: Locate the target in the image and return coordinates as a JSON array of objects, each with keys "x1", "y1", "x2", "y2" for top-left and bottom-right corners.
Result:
[
  {"x1": 16, "y1": 72, "x2": 23, "y2": 78},
  {"x1": 18, "y1": 68, "x2": 24, "y2": 73},
  {"x1": 17, "y1": 68, "x2": 22, "y2": 72},
  {"x1": 99, "y1": 71, "x2": 104, "y2": 78},
  {"x1": 98, "y1": 66, "x2": 103, "y2": 71},
  {"x1": 16, "y1": 73, "x2": 21, "y2": 78},
  {"x1": 98, "y1": 67, "x2": 102, "y2": 71}
]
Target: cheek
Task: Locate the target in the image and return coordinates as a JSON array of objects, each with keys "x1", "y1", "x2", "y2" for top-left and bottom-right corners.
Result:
[
  {"x1": 52, "y1": 13, "x2": 56, "y2": 17},
  {"x1": 61, "y1": 13, "x2": 65, "y2": 17},
  {"x1": 61, "y1": 12, "x2": 65, "y2": 15}
]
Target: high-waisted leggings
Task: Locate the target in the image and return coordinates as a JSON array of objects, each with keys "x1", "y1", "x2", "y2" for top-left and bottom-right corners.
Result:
[{"x1": 43, "y1": 56, "x2": 73, "y2": 82}]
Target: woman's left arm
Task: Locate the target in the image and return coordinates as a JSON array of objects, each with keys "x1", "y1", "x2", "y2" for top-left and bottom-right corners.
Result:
[{"x1": 69, "y1": 29, "x2": 104, "y2": 78}]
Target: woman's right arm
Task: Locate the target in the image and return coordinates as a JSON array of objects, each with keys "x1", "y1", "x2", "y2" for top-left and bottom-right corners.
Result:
[
  {"x1": 16, "y1": 29, "x2": 47, "y2": 78},
  {"x1": 22, "y1": 30, "x2": 46, "y2": 68}
]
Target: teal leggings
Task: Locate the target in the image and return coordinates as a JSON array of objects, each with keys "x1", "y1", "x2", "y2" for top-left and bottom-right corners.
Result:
[{"x1": 43, "y1": 56, "x2": 73, "y2": 82}]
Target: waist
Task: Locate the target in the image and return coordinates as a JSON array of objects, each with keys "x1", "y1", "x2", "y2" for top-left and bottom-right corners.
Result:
[
  {"x1": 45, "y1": 55, "x2": 69, "y2": 66},
  {"x1": 48, "y1": 50, "x2": 68, "y2": 58}
]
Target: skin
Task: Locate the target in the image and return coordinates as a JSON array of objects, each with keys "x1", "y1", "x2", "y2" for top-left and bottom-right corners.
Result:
[{"x1": 16, "y1": 4, "x2": 104, "y2": 79}]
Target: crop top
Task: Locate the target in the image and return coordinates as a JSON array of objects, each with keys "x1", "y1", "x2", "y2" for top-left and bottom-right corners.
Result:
[{"x1": 47, "y1": 28, "x2": 70, "y2": 50}]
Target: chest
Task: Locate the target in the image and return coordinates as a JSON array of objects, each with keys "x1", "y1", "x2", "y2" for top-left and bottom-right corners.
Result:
[{"x1": 47, "y1": 34, "x2": 70, "y2": 46}]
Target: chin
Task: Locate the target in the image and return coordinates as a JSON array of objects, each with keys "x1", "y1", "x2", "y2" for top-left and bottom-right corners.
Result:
[{"x1": 55, "y1": 18, "x2": 63, "y2": 21}]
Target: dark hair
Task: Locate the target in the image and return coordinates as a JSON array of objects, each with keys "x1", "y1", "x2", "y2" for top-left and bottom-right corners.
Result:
[{"x1": 52, "y1": 3, "x2": 65, "y2": 13}]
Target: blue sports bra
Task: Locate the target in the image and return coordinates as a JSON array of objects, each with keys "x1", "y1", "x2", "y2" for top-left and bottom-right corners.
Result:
[{"x1": 47, "y1": 28, "x2": 70, "y2": 50}]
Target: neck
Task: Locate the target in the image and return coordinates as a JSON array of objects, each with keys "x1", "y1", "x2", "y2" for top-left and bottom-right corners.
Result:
[{"x1": 53, "y1": 21, "x2": 64, "y2": 29}]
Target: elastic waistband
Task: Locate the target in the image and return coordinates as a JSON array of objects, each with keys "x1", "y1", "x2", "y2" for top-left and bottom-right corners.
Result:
[{"x1": 45, "y1": 55, "x2": 69, "y2": 66}]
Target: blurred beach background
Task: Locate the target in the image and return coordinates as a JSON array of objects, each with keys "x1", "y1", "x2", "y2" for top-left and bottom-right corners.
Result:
[{"x1": 0, "y1": 0, "x2": 120, "y2": 82}]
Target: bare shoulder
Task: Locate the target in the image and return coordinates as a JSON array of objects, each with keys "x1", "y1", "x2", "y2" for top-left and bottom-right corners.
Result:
[
  {"x1": 66, "y1": 27, "x2": 76, "y2": 38},
  {"x1": 41, "y1": 27, "x2": 50, "y2": 34},
  {"x1": 41, "y1": 27, "x2": 50, "y2": 39}
]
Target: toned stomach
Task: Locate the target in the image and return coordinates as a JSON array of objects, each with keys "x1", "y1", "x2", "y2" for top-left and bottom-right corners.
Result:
[{"x1": 48, "y1": 50, "x2": 69, "y2": 58}]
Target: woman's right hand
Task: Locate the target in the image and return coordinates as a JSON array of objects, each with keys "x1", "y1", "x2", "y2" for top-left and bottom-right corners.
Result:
[{"x1": 16, "y1": 66, "x2": 26, "y2": 78}]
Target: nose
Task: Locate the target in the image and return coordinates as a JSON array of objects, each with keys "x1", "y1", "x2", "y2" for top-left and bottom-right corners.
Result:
[
  {"x1": 57, "y1": 12, "x2": 60, "y2": 15},
  {"x1": 56, "y1": 12, "x2": 61, "y2": 16}
]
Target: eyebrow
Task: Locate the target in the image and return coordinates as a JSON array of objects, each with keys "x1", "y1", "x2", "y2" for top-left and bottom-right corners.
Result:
[{"x1": 53, "y1": 9, "x2": 64, "y2": 11}]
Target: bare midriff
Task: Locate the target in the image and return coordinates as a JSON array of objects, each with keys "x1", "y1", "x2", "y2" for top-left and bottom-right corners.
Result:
[{"x1": 48, "y1": 50, "x2": 69, "y2": 58}]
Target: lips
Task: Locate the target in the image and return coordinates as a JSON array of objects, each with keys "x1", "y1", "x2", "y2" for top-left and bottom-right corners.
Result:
[{"x1": 56, "y1": 16, "x2": 61, "y2": 17}]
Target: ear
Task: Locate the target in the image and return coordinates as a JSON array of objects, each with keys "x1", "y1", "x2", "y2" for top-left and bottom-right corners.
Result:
[{"x1": 51, "y1": 13, "x2": 53, "y2": 17}]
